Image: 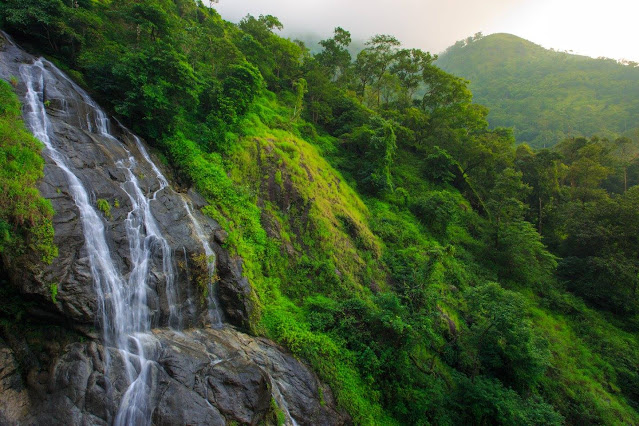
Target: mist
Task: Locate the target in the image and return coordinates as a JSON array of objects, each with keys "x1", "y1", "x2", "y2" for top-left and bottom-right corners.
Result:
[{"x1": 213, "y1": 0, "x2": 639, "y2": 61}]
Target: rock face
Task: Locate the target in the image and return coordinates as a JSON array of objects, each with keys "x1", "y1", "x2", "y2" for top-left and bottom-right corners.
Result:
[
  {"x1": 12, "y1": 328, "x2": 344, "y2": 426},
  {"x1": 0, "y1": 33, "x2": 349, "y2": 425}
]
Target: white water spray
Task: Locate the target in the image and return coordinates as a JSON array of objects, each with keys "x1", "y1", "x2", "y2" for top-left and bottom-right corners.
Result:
[
  {"x1": 19, "y1": 54, "x2": 229, "y2": 425},
  {"x1": 20, "y1": 59, "x2": 169, "y2": 425}
]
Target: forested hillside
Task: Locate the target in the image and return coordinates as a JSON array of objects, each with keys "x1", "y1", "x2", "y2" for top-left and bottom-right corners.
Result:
[
  {"x1": 1, "y1": 1, "x2": 638, "y2": 424},
  {"x1": 437, "y1": 33, "x2": 639, "y2": 148}
]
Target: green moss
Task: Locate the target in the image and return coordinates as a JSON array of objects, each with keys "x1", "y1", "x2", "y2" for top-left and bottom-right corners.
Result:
[
  {"x1": 274, "y1": 169, "x2": 283, "y2": 187},
  {"x1": 191, "y1": 252, "x2": 212, "y2": 306},
  {"x1": 268, "y1": 398, "x2": 286, "y2": 426},
  {"x1": 49, "y1": 283, "x2": 58, "y2": 304}
]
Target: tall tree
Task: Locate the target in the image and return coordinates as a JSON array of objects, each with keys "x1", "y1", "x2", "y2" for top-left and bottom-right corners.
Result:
[
  {"x1": 316, "y1": 27, "x2": 352, "y2": 83},
  {"x1": 391, "y1": 48, "x2": 434, "y2": 102},
  {"x1": 355, "y1": 34, "x2": 400, "y2": 107}
]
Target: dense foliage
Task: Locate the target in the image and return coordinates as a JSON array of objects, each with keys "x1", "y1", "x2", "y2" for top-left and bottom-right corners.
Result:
[
  {"x1": 436, "y1": 33, "x2": 639, "y2": 148},
  {"x1": 0, "y1": 79, "x2": 56, "y2": 264},
  {"x1": 2, "y1": 1, "x2": 639, "y2": 424}
]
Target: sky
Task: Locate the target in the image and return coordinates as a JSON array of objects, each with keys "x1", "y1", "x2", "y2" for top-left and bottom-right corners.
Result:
[{"x1": 213, "y1": 0, "x2": 639, "y2": 62}]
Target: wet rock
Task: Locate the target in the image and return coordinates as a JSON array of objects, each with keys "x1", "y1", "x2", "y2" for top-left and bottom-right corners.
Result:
[
  {"x1": 0, "y1": 32, "x2": 348, "y2": 426},
  {"x1": 202, "y1": 359, "x2": 271, "y2": 423},
  {"x1": 0, "y1": 328, "x2": 349, "y2": 425},
  {"x1": 214, "y1": 248, "x2": 255, "y2": 330},
  {"x1": 214, "y1": 228, "x2": 228, "y2": 244},
  {"x1": 152, "y1": 381, "x2": 225, "y2": 426},
  {"x1": 0, "y1": 339, "x2": 30, "y2": 424}
]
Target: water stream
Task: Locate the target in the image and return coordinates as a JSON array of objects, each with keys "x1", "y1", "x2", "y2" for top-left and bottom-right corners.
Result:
[
  {"x1": 181, "y1": 198, "x2": 224, "y2": 328},
  {"x1": 271, "y1": 378, "x2": 300, "y2": 426},
  {"x1": 18, "y1": 55, "x2": 292, "y2": 425},
  {"x1": 20, "y1": 58, "x2": 170, "y2": 425},
  {"x1": 131, "y1": 135, "x2": 224, "y2": 327}
]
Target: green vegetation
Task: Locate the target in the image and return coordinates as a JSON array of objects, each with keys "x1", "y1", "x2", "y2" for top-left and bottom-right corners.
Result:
[
  {"x1": 2, "y1": 2, "x2": 639, "y2": 424},
  {"x1": 437, "y1": 33, "x2": 639, "y2": 148},
  {"x1": 269, "y1": 398, "x2": 286, "y2": 426},
  {"x1": 49, "y1": 282, "x2": 58, "y2": 304},
  {"x1": 96, "y1": 198, "x2": 111, "y2": 218},
  {"x1": 0, "y1": 79, "x2": 56, "y2": 264}
]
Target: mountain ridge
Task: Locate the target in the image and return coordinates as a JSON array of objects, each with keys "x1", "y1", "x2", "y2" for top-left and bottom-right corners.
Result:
[{"x1": 437, "y1": 32, "x2": 639, "y2": 147}]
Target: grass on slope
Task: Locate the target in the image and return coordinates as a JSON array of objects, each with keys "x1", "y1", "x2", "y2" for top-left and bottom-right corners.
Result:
[
  {"x1": 163, "y1": 90, "x2": 395, "y2": 424},
  {"x1": 0, "y1": 79, "x2": 56, "y2": 265}
]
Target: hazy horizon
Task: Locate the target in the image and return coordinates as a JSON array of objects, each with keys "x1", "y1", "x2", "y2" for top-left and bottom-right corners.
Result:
[{"x1": 213, "y1": 0, "x2": 639, "y2": 62}]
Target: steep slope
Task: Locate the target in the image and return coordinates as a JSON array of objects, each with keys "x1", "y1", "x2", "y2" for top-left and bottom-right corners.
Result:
[
  {"x1": 0, "y1": 34, "x2": 346, "y2": 425},
  {"x1": 436, "y1": 33, "x2": 639, "y2": 147}
]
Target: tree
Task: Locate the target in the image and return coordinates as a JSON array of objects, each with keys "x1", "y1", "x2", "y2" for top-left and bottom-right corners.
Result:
[
  {"x1": 347, "y1": 117, "x2": 397, "y2": 194},
  {"x1": 615, "y1": 136, "x2": 634, "y2": 192},
  {"x1": 354, "y1": 34, "x2": 401, "y2": 107},
  {"x1": 0, "y1": 0, "x2": 92, "y2": 59},
  {"x1": 316, "y1": 27, "x2": 352, "y2": 83},
  {"x1": 290, "y1": 78, "x2": 308, "y2": 122},
  {"x1": 420, "y1": 64, "x2": 489, "y2": 156},
  {"x1": 238, "y1": 14, "x2": 297, "y2": 88},
  {"x1": 462, "y1": 282, "x2": 550, "y2": 390},
  {"x1": 422, "y1": 64, "x2": 473, "y2": 113},
  {"x1": 391, "y1": 48, "x2": 434, "y2": 102},
  {"x1": 556, "y1": 188, "x2": 639, "y2": 314},
  {"x1": 515, "y1": 145, "x2": 563, "y2": 233},
  {"x1": 238, "y1": 14, "x2": 282, "y2": 40},
  {"x1": 487, "y1": 168, "x2": 528, "y2": 228}
]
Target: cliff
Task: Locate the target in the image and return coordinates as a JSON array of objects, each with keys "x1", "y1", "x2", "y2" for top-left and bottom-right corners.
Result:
[{"x1": 0, "y1": 33, "x2": 347, "y2": 426}]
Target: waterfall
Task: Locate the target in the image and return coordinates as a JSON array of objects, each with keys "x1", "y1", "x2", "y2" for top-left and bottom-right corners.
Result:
[
  {"x1": 20, "y1": 60, "x2": 131, "y2": 352},
  {"x1": 36, "y1": 59, "x2": 183, "y2": 330},
  {"x1": 19, "y1": 59, "x2": 172, "y2": 425},
  {"x1": 181, "y1": 199, "x2": 224, "y2": 328},
  {"x1": 271, "y1": 378, "x2": 300, "y2": 426},
  {"x1": 132, "y1": 136, "x2": 224, "y2": 328}
]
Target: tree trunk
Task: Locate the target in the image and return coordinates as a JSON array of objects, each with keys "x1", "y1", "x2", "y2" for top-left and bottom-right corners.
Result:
[{"x1": 538, "y1": 196, "x2": 542, "y2": 234}]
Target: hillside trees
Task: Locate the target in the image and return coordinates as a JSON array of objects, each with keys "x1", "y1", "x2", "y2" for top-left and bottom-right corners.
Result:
[
  {"x1": 516, "y1": 136, "x2": 639, "y2": 314},
  {"x1": 346, "y1": 116, "x2": 397, "y2": 194},
  {"x1": 2, "y1": 2, "x2": 639, "y2": 423},
  {"x1": 316, "y1": 27, "x2": 352, "y2": 83}
]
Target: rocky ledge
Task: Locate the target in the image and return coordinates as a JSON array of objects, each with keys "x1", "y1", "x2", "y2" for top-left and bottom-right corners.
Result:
[{"x1": 0, "y1": 326, "x2": 348, "y2": 425}]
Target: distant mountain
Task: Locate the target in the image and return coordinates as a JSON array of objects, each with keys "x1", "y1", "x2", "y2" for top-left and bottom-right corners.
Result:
[{"x1": 436, "y1": 33, "x2": 639, "y2": 148}]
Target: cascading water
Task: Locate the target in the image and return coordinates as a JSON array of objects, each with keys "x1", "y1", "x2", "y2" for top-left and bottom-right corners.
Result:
[
  {"x1": 19, "y1": 58, "x2": 177, "y2": 425},
  {"x1": 271, "y1": 379, "x2": 300, "y2": 426},
  {"x1": 117, "y1": 152, "x2": 181, "y2": 330},
  {"x1": 0, "y1": 33, "x2": 345, "y2": 424},
  {"x1": 132, "y1": 136, "x2": 224, "y2": 328},
  {"x1": 181, "y1": 199, "x2": 224, "y2": 328},
  {"x1": 20, "y1": 60, "x2": 132, "y2": 357}
]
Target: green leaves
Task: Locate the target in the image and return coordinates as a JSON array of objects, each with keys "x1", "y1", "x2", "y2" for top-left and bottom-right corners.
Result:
[
  {"x1": 316, "y1": 27, "x2": 352, "y2": 82},
  {"x1": 437, "y1": 33, "x2": 639, "y2": 148},
  {"x1": 345, "y1": 116, "x2": 397, "y2": 194},
  {"x1": 463, "y1": 283, "x2": 551, "y2": 390}
]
